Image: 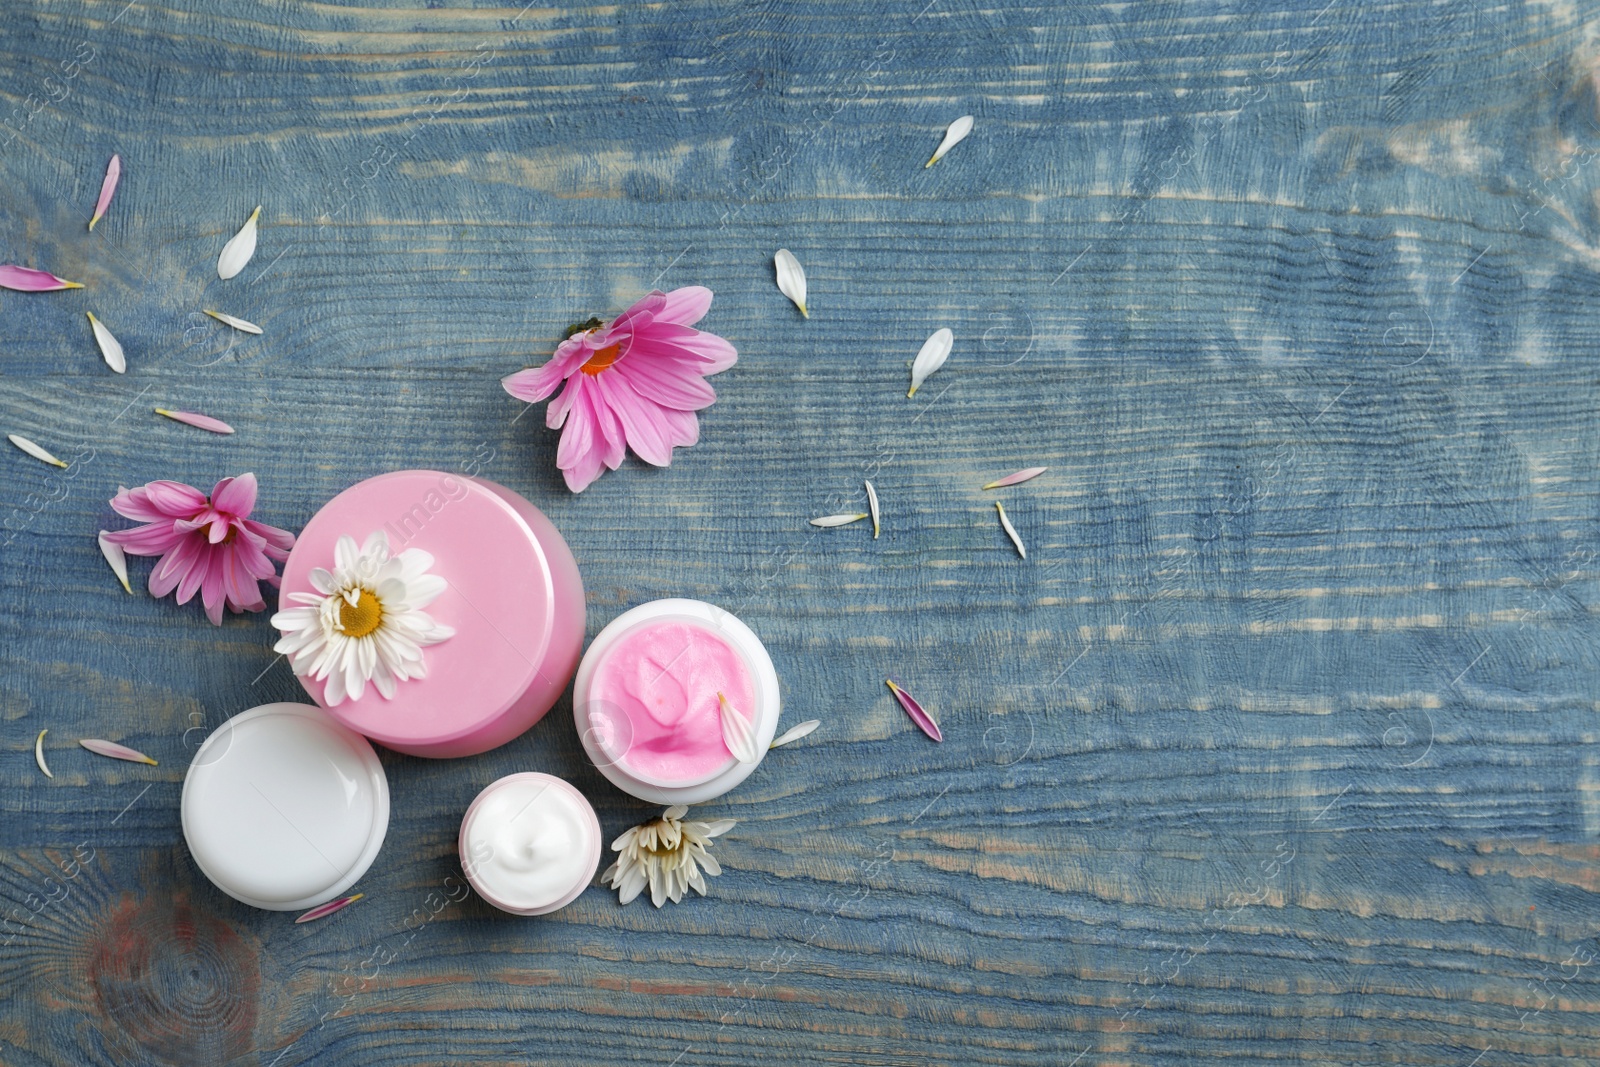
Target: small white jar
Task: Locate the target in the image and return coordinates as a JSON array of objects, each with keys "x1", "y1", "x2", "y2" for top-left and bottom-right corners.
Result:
[
  {"x1": 572, "y1": 599, "x2": 780, "y2": 805},
  {"x1": 458, "y1": 773, "x2": 601, "y2": 916},
  {"x1": 181, "y1": 703, "x2": 390, "y2": 912}
]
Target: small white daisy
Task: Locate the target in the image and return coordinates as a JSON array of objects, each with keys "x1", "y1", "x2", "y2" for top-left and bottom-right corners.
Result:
[
  {"x1": 270, "y1": 530, "x2": 455, "y2": 705},
  {"x1": 602, "y1": 805, "x2": 735, "y2": 907}
]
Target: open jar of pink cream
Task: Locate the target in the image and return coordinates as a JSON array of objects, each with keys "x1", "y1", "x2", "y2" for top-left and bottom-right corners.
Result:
[
  {"x1": 572, "y1": 599, "x2": 781, "y2": 805},
  {"x1": 459, "y1": 773, "x2": 601, "y2": 916},
  {"x1": 276, "y1": 470, "x2": 585, "y2": 758}
]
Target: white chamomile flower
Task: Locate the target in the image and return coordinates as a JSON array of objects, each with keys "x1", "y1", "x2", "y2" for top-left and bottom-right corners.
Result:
[
  {"x1": 270, "y1": 530, "x2": 455, "y2": 705},
  {"x1": 602, "y1": 805, "x2": 735, "y2": 908}
]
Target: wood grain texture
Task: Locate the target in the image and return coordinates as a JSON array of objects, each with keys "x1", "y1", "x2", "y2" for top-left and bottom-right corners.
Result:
[{"x1": 5, "y1": 0, "x2": 1600, "y2": 1063}]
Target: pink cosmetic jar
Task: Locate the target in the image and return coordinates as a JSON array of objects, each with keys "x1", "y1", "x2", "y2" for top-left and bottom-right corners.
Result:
[
  {"x1": 277, "y1": 470, "x2": 585, "y2": 758},
  {"x1": 573, "y1": 599, "x2": 780, "y2": 805},
  {"x1": 458, "y1": 772, "x2": 601, "y2": 916}
]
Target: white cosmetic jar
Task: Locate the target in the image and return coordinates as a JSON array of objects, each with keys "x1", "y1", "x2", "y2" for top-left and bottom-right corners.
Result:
[
  {"x1": 572, "y1": 599, "x2": 781, "y2": 806},
  {"x1": 181, "y1": 702, "x2": 390, "y2": 911}
]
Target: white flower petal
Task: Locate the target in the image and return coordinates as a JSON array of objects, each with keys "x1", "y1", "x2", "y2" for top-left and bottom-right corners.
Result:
[
  {"x1": 718, "y1": 692, "x2": 760, "y2": 763},
  {"x1": 203, "y1": 309, "x2": 262, "y2": 334},
  {"x1": 97, "y1": 531, "x2": 132, "y2": 594},
  {"x1": 809, "y1": 513, "x2": 869, "y2": 528},
  {"x1": 217, "y1": 205, "x2": 260, "y2": 280},
  {"x1": 774, "y1": 248, "x2": 808, "y2": 318},
  {"x1": 769, "y1": 719, "x2": 821, "y2": 749},
  {"x1": 86, "y1": 312, "x2": 125, "y2": 373},
  {"x1": 9, "y1": 434, "x2": 68, "y2": 468},
  {"x1": 865, "y1": 480, "x2": 880, "y2": 539},
  {"x1": 926, "y1": 114, "x2": 974, "y2": 167},
  {"x1": 996, "y1": 501, "x2": 1026, "y2": 559},
  {"x1": 908, "y1": 327, "x2": 953, "y2": 397}
]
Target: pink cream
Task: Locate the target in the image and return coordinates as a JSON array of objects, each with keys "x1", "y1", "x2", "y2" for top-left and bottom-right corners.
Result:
[{"x1": 588, "y1": 619, "x2": 757, "y2": 784}]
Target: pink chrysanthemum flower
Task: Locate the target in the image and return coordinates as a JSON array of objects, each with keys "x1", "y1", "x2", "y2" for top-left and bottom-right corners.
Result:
[
  {"x1": 103, "y1": 473, "x2": 295, "y2": 625},
  {"x1": 502, "y1": 286, "x2": 737, "y2": 492}
]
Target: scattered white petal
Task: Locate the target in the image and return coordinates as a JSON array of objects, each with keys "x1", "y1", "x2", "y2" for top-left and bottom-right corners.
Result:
[
  {"x1": 718, "y1": 692, "x2": 760, "y2": 763},
  {"x1": 217, "y1": 205, "x2": 261, "y2": 280},
  {"x1": 996, "y1": 501, "x2": 1026, "y2": 559},
  {"x1": 908, "y1": 328, "x2": 953, "y2": 397},
  {"x1": 35, "y1": 730, "x2": 51, "y2": 778},
  {"x1": 203, "y1": 309, "x2": 262, "y2": 334},
  {"x1": 809, "y1": 513, "x2": 869, "y2": 528},
  {"x1": 8, "y1": 434, "x2": 68, "y2": 468},
  {"x1": 865, "y1": 480, "x2": 881, "y2": 539},
  {"x1": 86, "y1": 312, "x2": 126, "y2": 373},
  {"x1": 774, "y1": 248, "x2": 808, "y2": 318},
  {"x1": 926, "y1": 114, "x2": 974, "y2": 168},
  {"x1": 769, "y1": 719, "x2": 821, "y2": 749},
  {"x1": 98, "y1": 531, "x2": 132, "y2": 594}
]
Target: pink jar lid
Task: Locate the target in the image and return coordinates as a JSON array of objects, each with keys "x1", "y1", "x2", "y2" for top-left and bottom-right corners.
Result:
[{"x1": 277, "y1": 471, "x2": 585, "y2": 758}]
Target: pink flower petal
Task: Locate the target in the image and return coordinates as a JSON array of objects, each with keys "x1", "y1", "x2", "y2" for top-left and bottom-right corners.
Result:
[
  {"x1": 0, "y1": 265, "x2": 83, "y2": 291},
  {"x1": 555, "y1": 383, "x2": 599, "y2": 471},
  {"x1": 79, "y1": 738, "x2": 157, "y2": 765},
  {"x1": 592, "y1": 372, "x2": 674, "y2": 466},
  {"x1": 154, "y1": 408, "x2": 235, "y2": 435},
  {"x1": 295, "y1": 893, "x2": 363, "y2": 924},
  {"x1": 103, "y1": 523, "x2": 186, "y2": 556},
  {"x1": 640, "y1": 322, "x2": 738, "y2": 374},
  {"x1": 211, "y1": 472, "x2": 257, "y2": 517},
  {"x1": 656, "y1": 285, "x2": 713, "y2": 326},
  {"x1": 886, "y1": 679, "x2": 943, "y2": 742},
  {"x1": 149, "y1": 541, "x2": 194, "y2": 598},
  {"x1": 614, "y1": 353, "x2": 717, "y2": 411},
  {"x1": 982, "y1": 466, "x2": 1048, "y2": 490},
  {"x1": 109, "y1": 486, "x2": 167, "y2": 522},
  {"x1": 142, "y1": 480, "x2": 209, "y2": 516},
  {"x1": 88, "y1": 154, "x2": 121, "y2": 231},
  {"x1": 502, "y1": 364, "x2": 565, "y2": 405}
]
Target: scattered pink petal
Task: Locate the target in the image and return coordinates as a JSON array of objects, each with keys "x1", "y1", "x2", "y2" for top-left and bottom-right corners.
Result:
[
  {"x1": 983, "y1": 466, "x2": 1048, "y2": 490},
  {"x1": 79, "y1": 738, "x2": 157, "y2": 765},
  {"x1": 0, "y1": 266, "x2": 83, "y2": 291},
  {"x1": 886, "y1": 679, "x2": 943, "y2": 742},
  {"x1": 89, "y1": 154, "x2": 121, "y2": 231},
  {"x1": 154, "y1": 408, "x2": 234, "y2": 435},
  {"x1": 295, "y1": 893, "x2": 363, "y2": 923}
]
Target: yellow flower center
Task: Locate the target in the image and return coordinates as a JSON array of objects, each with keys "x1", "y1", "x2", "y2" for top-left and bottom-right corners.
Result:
[
  {"x1": 580, "y1": 342, "x2": 623, "y2": 375},
  {"x1": 338, "y1": 589, "x2": 384, "y2": 638}
]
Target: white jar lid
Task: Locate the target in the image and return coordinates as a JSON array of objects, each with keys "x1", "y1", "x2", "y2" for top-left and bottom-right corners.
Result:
[{"x1": 182, "y1": 702, "x2": 390, "y2": 911}]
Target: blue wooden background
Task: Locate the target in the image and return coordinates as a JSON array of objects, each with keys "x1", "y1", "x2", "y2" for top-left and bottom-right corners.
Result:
[{"x1": 4, "y1": 0, "x2": 1600, "y2": 1063}]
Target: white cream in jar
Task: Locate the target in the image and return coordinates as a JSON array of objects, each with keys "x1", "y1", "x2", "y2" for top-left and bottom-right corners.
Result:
[{"x1": 458, "y1": 773, "x2": 601, "y2": 916}]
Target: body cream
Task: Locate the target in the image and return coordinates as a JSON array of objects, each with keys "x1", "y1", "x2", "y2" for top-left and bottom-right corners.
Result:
[
  {"x1": 459, "y1": 773, "x2": 601, "y2": 916},
  {"x1": 573, "y1": 599, "x2": 780, "y2": 805}
]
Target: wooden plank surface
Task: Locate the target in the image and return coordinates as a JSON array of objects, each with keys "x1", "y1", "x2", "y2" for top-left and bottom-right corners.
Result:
[{"x1": 4, "y1": 0, "x2": 1600, "y2": 1063}]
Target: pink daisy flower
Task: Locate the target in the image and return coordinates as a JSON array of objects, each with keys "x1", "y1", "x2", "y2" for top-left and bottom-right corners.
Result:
[
  {"x1": 502, "y1": 286, "x2": 737, "y2": 492},
  {"x1": 103, "y1": 473, "x2": 296, "y2": 625}
]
